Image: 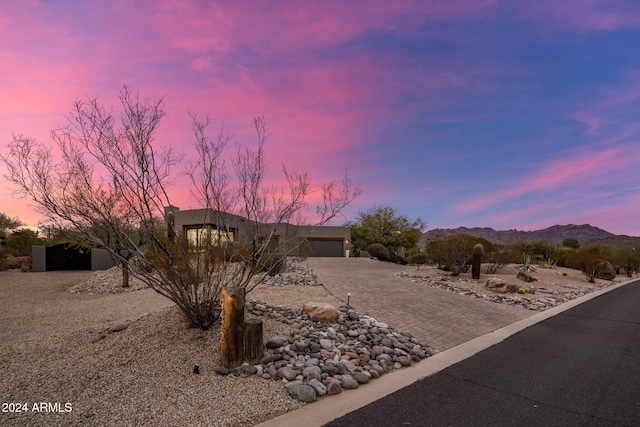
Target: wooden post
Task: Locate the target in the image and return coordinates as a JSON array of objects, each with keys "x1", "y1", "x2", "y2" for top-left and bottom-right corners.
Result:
[
  {"x1": 244, "y1": 319, "x2": 264, "y2": 365},
  {"x1": 221, "y1": 287, "x2": 245, "y2": 368},
  {"x1": 122, "y1": 261, "x2": 130, "y2": 288}
]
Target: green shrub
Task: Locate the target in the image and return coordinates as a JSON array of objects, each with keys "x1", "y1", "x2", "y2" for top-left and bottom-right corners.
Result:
[
  {"x1": 3, "y1": 228, "x2": 45, "y2": 257},
  {"x1": 366, "y1": 243, "x2": 389, "y2": 261},
  {"x1": 408, "y1": 253, "x2": 428, "y2": 269},
  {"x1": 388, "y1": 252, "x2": 408, "y2": 265}
]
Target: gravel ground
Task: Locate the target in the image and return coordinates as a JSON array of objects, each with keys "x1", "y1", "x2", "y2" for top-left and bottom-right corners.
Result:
[
  {"x1": 404, "y1": 263, "x2": 624, "y2": 295},
  {"x1": 0, "y1": 269, "x2": 320, "y2": 427}
]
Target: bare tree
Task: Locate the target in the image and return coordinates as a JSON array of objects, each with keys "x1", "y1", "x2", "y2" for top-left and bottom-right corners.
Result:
[{"x1": 2, "y1": 86, "x2": 359, "y2": 330}]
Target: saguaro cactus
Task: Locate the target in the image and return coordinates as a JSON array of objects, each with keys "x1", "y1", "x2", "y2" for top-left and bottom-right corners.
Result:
[{"x1": 471, "y1": 243, "x2": 484, "y2": 280}]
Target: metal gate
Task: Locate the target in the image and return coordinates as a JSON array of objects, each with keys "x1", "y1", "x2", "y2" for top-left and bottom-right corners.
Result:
[{"x1": 45, "y1": 243, "x2": 92, "y2": 271}]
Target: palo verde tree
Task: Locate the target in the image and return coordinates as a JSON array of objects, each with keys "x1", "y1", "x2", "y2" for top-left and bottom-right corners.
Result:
[
  {"x1": 1, "y1": 86, "x2": 359, "y2": 330},
  {"x1": 350, "y1": 206, "x2": 425, "y2": 255}
]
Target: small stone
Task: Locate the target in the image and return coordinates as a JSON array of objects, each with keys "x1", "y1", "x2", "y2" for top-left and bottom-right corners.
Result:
[
  {"x1": 287, "y1": 384, "x2": 317, "y2": 403},
  {"x1": 259, "y1": 355, "x2": 274, "y2": 364},
  {"x1": 308, "y1": 378, "x2": 327, "y2": 396},
  {"x1": 108, "y1": 322, "x2": 129, "y2": 333},
  {"x1": 214, "y1": 366, "x2": 230, "y2": 376},
  {"x1": 397, "y1": 356, "x2": 411, "y2": 366},
  {"x1": 276, "y1": 367, "x2": 298, "y2": 381},
  {"x1": 321, "y1": 364, "x2": 339, "y2": 375},
  {"x1": 351, "y1": 372, "x2": 370, "y2": 384},
  {"x1": 327, "y1": 382, "x2": 342, "y2": 395},
  {"x1": 341, "y1": 360, "x2": 357, "y2": 372},
  {"x1": 308, "y1": 342, "x2": 322, "y2": 352},
  {"x1": 359, "y1": 353, "x2": 371, "y2": 363},
  {"x1": 302, "y1": 366, "x2": 322, "y2": 381},
  {"x1": 319, "y1": 338, "x2": 334, "y2": 350},
  {"x1": 304, "y1": 358, "x2": 320, "y2": 367},
  {"x1": 241, "y1": 365, "x2": 257, "y2": 375},
  {"x1": 341, "y1": 374, "x2": 359, "y2": 389},
  {"x1": 266, "y1": 337, "x2": 286, "y2": 348}
]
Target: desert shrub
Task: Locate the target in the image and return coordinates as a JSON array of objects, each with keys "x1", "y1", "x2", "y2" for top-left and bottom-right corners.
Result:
[
  {"x1": 425, "y1": 234, "x2": 492, "y2": 276},
  {"x1": 610, "y1": 246, "x2": 640, "y2": 277},
  {"x1": 484, "y1": 244, "x2": 512, "y2": 274},
  {"x1": 0, "y1": 254, "x2": 30, "y2": 270},
  {"x1": 3, "y1": 228, "x2": 45, "y2": 257},
  {"x1": 408, "y1": 253, "x2": 428, "y2": 269},
  {"x1": 560, "y1": 247, "x2": 611, "y2": 283},
  {"x1": 366, "y1": 243, "x2": 389, "y2": 261},
  {"x1": 513, "y1": 239, "x2": 555, "y2": 260},
  {"x1": 388, "y1": 252, "x2": 408, "y2": 265},
  {"x1": 257, "y1": 251, "x2": 287, "y2": 276},
  {"x1": 562, "y1": 238, "x2": 580, "y2": 249}
]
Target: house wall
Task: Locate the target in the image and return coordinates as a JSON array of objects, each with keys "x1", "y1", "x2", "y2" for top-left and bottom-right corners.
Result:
[{"x1": 170, "y1": 208, "x2": 351, "y2": 257}]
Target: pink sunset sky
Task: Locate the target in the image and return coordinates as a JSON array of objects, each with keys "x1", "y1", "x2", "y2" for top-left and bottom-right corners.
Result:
[{"x1": 1, "y1": 0, "x2": 640, "y2": 236}]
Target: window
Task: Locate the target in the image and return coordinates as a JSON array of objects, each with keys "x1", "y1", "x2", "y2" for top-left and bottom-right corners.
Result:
[{"x1": 185, "y1": 226, "x2": 235, "y2": 248}]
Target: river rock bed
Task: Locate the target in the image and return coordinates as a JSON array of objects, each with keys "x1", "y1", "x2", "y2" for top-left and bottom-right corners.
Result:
[
  {"x1": 261, "y1": 263, "x2": 322, "y2": 286},
  {"x1": 215, "y1": 302, "x2": 435, "y2": 403},
  {"x1": 397, "y1": 272, "x2": 616, "y2": 311},
  {"x1": 69, "y1": 267, "x2": 148, "y2": 294}
]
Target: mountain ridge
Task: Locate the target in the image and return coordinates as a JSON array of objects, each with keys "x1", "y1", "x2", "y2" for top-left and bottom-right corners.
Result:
[{"x1": 423, "y1": 224, "x2": 640, "y2": 246}]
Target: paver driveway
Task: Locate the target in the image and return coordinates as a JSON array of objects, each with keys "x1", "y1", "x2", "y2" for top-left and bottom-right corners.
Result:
[{"x1": 305, "y1": 257, "x2": 536, "y2": 351}]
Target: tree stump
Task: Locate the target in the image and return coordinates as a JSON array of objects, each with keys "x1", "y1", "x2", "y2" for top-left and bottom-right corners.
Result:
[
  {"x1": 244, "y1": 318, "x2": 264, "y2": 365},
  {"x1": 221, "y1": 287, "x2": 245, "y2": 368}
]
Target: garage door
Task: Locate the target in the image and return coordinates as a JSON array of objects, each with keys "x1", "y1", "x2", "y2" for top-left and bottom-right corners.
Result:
[{"x1": 308, "y1": 239, "x2": 344, "y2": 257}]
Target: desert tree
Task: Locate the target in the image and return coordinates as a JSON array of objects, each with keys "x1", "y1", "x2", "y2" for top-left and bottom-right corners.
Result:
[
  {"x1": 1, "y1": 86, "x2": 359, "y2": 330},
  {"x1": 350, "y1": 206, "x2": 425, "y2": 255},
  {"x1": 0, "y1": 212, "x2": 23, "y2": 245}
]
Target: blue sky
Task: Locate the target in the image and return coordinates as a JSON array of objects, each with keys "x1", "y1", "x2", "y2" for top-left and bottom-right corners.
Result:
[{"x1": 1, "y1": 0, "x2": 639, "y2": 235}]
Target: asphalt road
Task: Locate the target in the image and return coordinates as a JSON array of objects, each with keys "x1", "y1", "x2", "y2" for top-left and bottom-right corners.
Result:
[{"x1": 326, "y1": 279, "x2": 640, "y2": 427}]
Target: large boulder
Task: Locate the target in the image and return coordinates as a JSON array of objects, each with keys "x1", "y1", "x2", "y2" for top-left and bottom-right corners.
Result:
[
  {"x1": 596, "y1": 261, "x2": 616, "y2": 280},
  {"x1": 485, "y1": 278, "x2": 509, "y2": 289},
  {"x1": 303, "y1": 302, "x2": 339, "y2": 323},
  {"x1": 517, "y1": 271, "x2": 535, "y2": 283}
]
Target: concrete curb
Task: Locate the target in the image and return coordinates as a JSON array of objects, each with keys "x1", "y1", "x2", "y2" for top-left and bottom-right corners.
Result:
[{"x1": 256, "y1": 278, "x2": 637, "y2": 427}]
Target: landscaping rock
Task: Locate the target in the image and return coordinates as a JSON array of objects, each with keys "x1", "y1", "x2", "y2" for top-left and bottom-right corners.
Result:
[
  {"x1": 265, "y1": 337, "x2": 286, "y2": 349},
  {"x1": 287, "y1": 384, "x2": 317, "y2": 403},
  {"x1": 303, "y1": 302, "x2": 339, "y2": 323},
  {"x1": 108, "y1": 322, "x2": 130, "y2": 333},
  {"x1": 485, "y1": 278, "x2": 509, "y2": 288},
  {"x1": 517, "y1": 271, "x2": 535, "y2": 282}
]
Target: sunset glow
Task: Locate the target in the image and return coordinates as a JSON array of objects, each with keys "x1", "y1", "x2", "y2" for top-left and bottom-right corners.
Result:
[{"x1": 1, "y1": 1, "x2": 639, "y2": 235}]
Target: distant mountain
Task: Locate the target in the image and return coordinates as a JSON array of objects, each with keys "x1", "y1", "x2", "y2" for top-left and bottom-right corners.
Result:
[{"x1": 423, "y1": 224, "x2": 640, "y2": 247}]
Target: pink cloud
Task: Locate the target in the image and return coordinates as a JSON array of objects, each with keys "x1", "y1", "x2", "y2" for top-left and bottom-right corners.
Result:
[
  {"x1": 454, "y1": 143, "x2": 639, "y2": 217},
  {"x1": 520, "y1": 0, "x2": 640, "y2": 32}
]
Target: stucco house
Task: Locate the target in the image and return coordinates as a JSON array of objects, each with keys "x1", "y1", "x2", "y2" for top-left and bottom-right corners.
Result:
[{"x1": 165, "y1": 206, "x2": 351, "y2": 257}]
